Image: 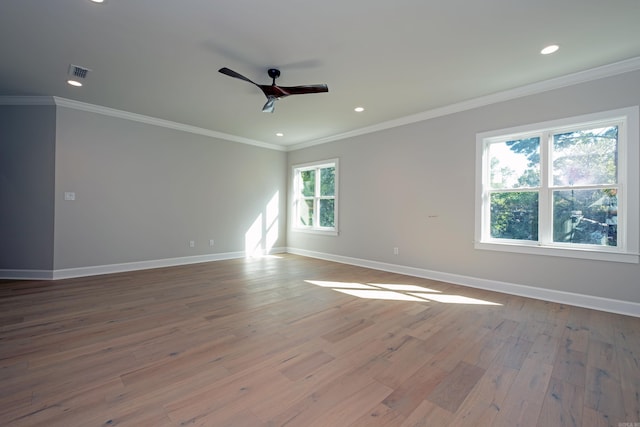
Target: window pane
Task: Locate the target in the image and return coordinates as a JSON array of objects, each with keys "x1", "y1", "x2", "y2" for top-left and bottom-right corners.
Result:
[
  {"x1": 490, "y1": 192, "x2": 539, "y2": 240},
  {"x1": 552, "y1": 126, "x2": 618, "y2": 186},
  {"x1": 300, "y1": 170, "x2": 315, "y2": 197},
  {"x1": 298, "y1": 199, "x2": 314, "y2": 226},
  {"x1": 489, "y1": 137, "x2": 540, "y2": 189},
  {"x1": 320, "y1": 167, "x2": 335, "y2": 196},
  {"x1": 319, "y1": 199, "x2": 335, "y2": 227},
  {"x1": 553, "y1": 188, "x2": 617, "y2": 246}
]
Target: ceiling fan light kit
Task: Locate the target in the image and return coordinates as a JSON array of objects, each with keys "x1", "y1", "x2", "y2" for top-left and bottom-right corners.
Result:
[{"x1": 218, "y1": 67, "x2": 328, "y2": 113}]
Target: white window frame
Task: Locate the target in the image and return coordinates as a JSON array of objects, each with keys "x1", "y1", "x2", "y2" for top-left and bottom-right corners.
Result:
[
  {"x1": 292, "y1": 158, "x2": 339, "y2": 235},
  {"x1": 475, "y1": 107, "x2": 639, "y2": 263}
]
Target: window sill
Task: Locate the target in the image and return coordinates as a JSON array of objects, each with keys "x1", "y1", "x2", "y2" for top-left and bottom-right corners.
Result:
[
  {"x1": 475, "y1": 241, "x2": 639, "y2": 264},
  {"x1": 292, "y1": 227, "x2": 339, "y2": 236}
]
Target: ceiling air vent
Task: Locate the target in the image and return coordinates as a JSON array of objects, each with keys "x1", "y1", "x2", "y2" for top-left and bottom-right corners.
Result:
[{"x1": 68, "y1": 64, "x2": 91, "y2": 79}]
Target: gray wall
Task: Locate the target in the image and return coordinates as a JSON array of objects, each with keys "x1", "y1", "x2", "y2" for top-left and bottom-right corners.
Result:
[
  {"x1": 54, "y1": 107, "x2": 287, "y2": 269},
  {"x1": 288, "y1": 69, "x2": 640, "y2": 304},
  {"x1": 0, "y1": 105, "x2": 56, "y2": 270}
]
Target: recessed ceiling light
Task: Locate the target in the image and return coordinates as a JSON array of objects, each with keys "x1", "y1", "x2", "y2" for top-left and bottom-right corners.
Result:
[
  {"x1": 540, "y1": 44, "x2": 559, "y2": 55},
  {"x1": 354, "y1": 107, "x2": 365, "y2": 112},
  {"x1": 276, "y1": 132, "x2": 284, "y2": 137},
  {"x1": 90, "y1": 0, "x2": 104, "y2": 3},
  {"x1": 67, "y1": 80, "x2": 83, "y2": 87}
]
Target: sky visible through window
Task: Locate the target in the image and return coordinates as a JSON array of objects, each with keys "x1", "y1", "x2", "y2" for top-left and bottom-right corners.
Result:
[{"x1": 490, "y1": 142, "x2": 533, "y2": 188}]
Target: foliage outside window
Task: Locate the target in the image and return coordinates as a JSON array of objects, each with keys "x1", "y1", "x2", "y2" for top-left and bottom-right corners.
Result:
[
  {"x1": 293, "y1": 159, "x2": 338, "y2": 234},
  {"x1": 476, "y1": 107, "x2": 639, "y2": 263}
]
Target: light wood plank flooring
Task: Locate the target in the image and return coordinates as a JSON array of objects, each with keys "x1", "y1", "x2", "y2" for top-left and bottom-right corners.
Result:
[{"x1": 1, "y1": 254, "x2": 639, "y2": 426}]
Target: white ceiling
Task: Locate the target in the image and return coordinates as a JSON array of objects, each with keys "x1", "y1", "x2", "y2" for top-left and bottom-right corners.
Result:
[{"x1": 2, "y1": 0, "x2": 640, "y2": 148}]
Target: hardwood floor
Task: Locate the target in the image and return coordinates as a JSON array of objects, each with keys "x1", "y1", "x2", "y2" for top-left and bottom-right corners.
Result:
[{"x1": 1, "y1": 254, "x2": 638, "y2": 426}]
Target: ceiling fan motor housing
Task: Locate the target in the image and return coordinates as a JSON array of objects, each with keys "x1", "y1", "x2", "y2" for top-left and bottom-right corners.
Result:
[{"x1": 267, "y1": 68, "x2": 281, "y2": 80}]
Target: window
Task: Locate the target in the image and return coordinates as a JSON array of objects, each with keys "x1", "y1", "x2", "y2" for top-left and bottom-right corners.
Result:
[
  {"x1": 476, "y1": 107, "x2": 639, "y2": 263},
  {"x1": 292, "y1": 159, "x2": 338, "y2": 234}
]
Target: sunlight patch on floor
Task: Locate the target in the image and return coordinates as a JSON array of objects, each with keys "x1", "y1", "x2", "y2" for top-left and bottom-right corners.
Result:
[
  {"x1": 369, "y1": 283, "x2": 442, "y2": 293},
  {"x1": 305, "y1": 280, "x2": 377, "y2": 290},
  {"x1": 304, "y1": 279, "x2": 501, "y2": 306},
  {"x1": 409, "y1": 293, "x2": 502, "y2": 305},
  {"x1": 334, "y1": 289, "x2": 426, "y2": 301}
]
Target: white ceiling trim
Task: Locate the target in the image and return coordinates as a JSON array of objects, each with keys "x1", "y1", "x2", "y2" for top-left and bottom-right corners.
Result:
[
  {"x1": 52, "y1": 97, "x2": 286, "y2": 152},
  {"x1": 0, "y1": 96, "x2": 57, "y2": 106},
  {"x1": 289, "y1": 56, "x2": 640, "y2": 151},
  {"x1": 0, "y1": 95, "x2": 285, "y2": 152}
]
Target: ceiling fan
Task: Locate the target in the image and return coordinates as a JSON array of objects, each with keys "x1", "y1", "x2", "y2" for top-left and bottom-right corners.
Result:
[{"x1": 218, "y1": 67, "x2": 328, "y2": 113}]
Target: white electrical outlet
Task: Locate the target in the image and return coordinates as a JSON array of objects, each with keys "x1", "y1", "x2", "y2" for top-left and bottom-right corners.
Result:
[
  {"x1": 64, "y1": 192, "x2": 76, "y2": 201},
  {"x1": 393, "y1": 247, "x2": 399, "y2": 255},
  {"x1": 189, "y1": 240, "x2": 195, "y2": 248},
  {"x1": 209, "y1": 239, "x2": 215, "y2": 247}
]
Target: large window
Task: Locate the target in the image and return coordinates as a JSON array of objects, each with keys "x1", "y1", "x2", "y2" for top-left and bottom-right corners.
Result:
[
  {"x1": 292, "y1": 159, "x2": 338, "y2": 234},
  {"x1": 476, "y1": 107, "x2": 639, "y2": 263}
]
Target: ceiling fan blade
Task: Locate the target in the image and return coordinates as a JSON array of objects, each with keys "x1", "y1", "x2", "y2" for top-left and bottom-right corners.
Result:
[
  {"x1": 262, "y1": 96, "x2": 276, "y2": 113},
  {"x1": 218, "y1": 67, "x2": 259, "y2": 86},
  {"x1": 277, "y1": 84, "x2": 329, "y2": 95},
  {"x1": 258, "y1": 84, "x2": 328, "y2": 99},
  {"x1": 278, "y1": 84, "x2": 329, "y2": 95}
]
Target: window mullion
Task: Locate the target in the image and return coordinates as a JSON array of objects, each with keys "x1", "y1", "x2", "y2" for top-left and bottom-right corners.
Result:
[
  {"x1": 538, "y1": 131, "x2": 552, "y2": 245},
  {"x1": 314, "y1": 166, "x2": 321, "y2": 227},
  {"x1": 294, "y1": 170, "x2": 301, "y2": 227},
  {"x1": 482, "y1": 142, "x2": 491, "y2": 240}
]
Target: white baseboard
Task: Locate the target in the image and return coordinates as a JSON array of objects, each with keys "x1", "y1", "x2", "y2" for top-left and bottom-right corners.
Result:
[
  {"x1": 51, "y1": 252, "x2": 247, "y2": 280},
  {"x1": 0, "y1": 269, "x2": 56, "y2": 280},
  {"x1": 0, "y1": 247, "x2": 286, "y2": 281},
  {"x1": 286, "y1": 247, "x2": 640, "y2": 318}
]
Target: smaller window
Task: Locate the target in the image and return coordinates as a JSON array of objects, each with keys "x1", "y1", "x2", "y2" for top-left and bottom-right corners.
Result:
[{"x1": 292, "y1": 159, "x2": 338, "y2": 234}]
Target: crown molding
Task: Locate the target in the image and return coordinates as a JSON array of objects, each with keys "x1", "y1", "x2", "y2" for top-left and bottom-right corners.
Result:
[
  {"x1": 289, "y1": 56, "x2": 640, "y2": 151},
  {"x1": 0, "y1": 96, "x2": 56, "y2": 106},
  {"x1": 51, "y1": 97, "x2": 286, "y2": 152},
  {"x1": 0, "y1": 95, "x2": 284, "y2": 152}
]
